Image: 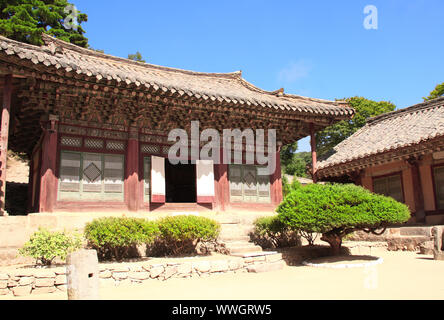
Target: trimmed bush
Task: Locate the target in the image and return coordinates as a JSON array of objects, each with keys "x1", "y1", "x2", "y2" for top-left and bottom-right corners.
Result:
[
  {"x1": 156, "y1": 215, "x2": 220, "y2": 255},
  {"x1": 277, "y1": 183, "x2": 410, "y2": 255},
  {"x1": 19, "y1": 228, "x2": 83, "y2": 266},
  {"x1": 251, "y1": 216, "x2": 300, "y2": 248},
  {"x1": 84, "y1": 217, "x2": 160, "y2": 261}
]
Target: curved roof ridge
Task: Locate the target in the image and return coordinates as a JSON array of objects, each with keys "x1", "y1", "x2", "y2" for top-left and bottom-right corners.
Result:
[
  {"x1": 40, "y1": 33, "x2": 242, "y2": 79},
  {"x1": 367, "y1": 96, "x2": 444, "y2": 125}
]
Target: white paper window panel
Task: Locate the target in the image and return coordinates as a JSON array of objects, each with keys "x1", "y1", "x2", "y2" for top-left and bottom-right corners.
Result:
[{"x1": 196, "y1": 160, "x2": 214, "y2": 197}]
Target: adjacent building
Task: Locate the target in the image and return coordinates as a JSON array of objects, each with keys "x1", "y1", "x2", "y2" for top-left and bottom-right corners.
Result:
[{"x1": 317, "y1": 97, "x2": 444, "y2": 224}]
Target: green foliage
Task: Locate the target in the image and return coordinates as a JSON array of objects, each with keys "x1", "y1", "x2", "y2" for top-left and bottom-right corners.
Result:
[
  {"x1": 0, "y1": 0, "x2": 88, "y2": 47},
  {"x1": 284, "y1": 152, "x2": 311, "y2": 177},
  {"x1": 156, "y1": 215, "x2": 220, "y2": 255},
  {"x1": 316, "y1": 97, "x2": 396, "y2": 158},
  {"x1": 277, "y1": 183, "x2": 410, "y2": 253},
  {"x1": 251, "y1": 215, "x2": 300, "y2": 248},
  {"x1": 128, "y1": 51, "x2": 146, "y2": 63},
  {"x1": 282, "y1": 176, "x2": 302, "y2": 198},
  {"x1": 84, "y1": 217, "x2": 160, "y2": 261},
  {"x1": 19, "y1": 228, "x2": 83, "y2": 265},
  {"x1": 424, "y1": 82, "x2": 444, "y2": 101}
]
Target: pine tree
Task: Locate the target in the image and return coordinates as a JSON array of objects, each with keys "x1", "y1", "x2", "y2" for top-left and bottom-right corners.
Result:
[{"x1": 0, "y1": 0, "x2": 88, "y2": 47}]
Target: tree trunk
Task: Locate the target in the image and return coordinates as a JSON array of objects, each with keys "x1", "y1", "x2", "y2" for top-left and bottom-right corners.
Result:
[{"x1": 321, "y1": 232, "x2": 343, "y2": 255}]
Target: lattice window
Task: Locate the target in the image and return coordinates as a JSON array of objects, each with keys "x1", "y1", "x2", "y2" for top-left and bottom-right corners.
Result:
[
  {"x1": 141, "y1": 144, "x2": 160, "y2": 154},
  {"x1": 61, "y1": 136, "x2": 82, "y2": 147},
  {"x1": 104, "y1": 155, "x2": 124, "y2": 193},
  {"x1": 228, "y1": 165, "x2": 270, "y2": 203},
  {"x1": 373, "y1": 174, "x2": 404, "y2": 203},
  {"x1": 143, "y1": 157, "x2": 151, "y2": 202},
  {"x1": 59, "y1": 152, "x2": 81, "y2": 192},
  {"x1": 106, "y1": 141, "x2": 125, "y2": 151},
  {"x1": 434, "y1": 166, "x2": 444, "y2": 210},
  {"x1": 162, "y1": 145, "x2": 171, "y2": 155},
  {"x1": 84, "y1": 138, "x2": 104, "y2": 149},
  {"x1": 59, "y1": 151, "x2": 124, "y2": 201}
]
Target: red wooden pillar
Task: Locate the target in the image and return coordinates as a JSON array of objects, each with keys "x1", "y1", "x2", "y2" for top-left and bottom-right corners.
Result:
[
  {"x1": 310, "y1": 123, "x2": 318, "y2": 183},
  {"x1": 39, "y1": 115, "x2": 59, "y2": 213},
  {"x1": 125, "y1": 127, "x2": 140, "y2": 211},
  {"x1": 271, "y1": 147, "x2": 283, "y2": 206},
  {"x1": 214, "y1": 147, "x2": 229, "y2": 211},
  {"x1": 0, "y1": 75, "x2": 12, "y2": 215}
]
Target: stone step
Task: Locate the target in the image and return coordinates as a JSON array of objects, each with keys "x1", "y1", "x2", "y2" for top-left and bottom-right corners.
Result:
[
  {"x1": 224, "y1": 243, "x2": 263, "y2": 254},
  {"x1": 246, "y1": 261, "x2": 285, "y2": 273},
  {"x1": 218, "y1": 234, "x2": 251, "y2": 242}
]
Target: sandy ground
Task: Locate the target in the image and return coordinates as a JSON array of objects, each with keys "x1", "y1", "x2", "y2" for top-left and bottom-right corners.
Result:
[{"x1": 2, "y1": 250, "x2": 444, "y2": 300}]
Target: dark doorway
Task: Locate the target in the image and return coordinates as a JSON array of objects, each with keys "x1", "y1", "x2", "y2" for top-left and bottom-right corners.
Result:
[{"x1": 165, "y1": 160, "x2": 196, "y2": 203}]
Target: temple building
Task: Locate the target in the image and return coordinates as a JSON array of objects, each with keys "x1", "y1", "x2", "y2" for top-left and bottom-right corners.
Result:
[
  {"x1": 317, "y1": 97, "x2": 444, "y2": 224},
  {"x1": 0, "y1": 34, "x2": 353, "y2": 215}
]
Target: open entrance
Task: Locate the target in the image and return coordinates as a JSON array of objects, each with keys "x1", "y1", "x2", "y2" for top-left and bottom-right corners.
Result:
[{"x1": 165, "y1": 160, "x2": 196, "y2": 203}]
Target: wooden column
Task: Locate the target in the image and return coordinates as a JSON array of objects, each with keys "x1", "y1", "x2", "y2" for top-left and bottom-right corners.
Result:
[
  {"x1": 409, "y1": 159, "x2": 425, "y2": 222},
  {"x1": 271, "y1": 147, "x2": 283, "y2": 206},
  {"x1": 39, "y1": 115, "x2": 59, "y2": 213},
  {"x1": 125, "y1": 127, "x2": 140, "y2": 211},
  {"x1": 310, "y1": 123, "x2": 318, "y2": 183},
  {"x1": 214, "y1": 147, "x2": 229, "y2": 211},
  {"x1": 0, "y1": 75, "x2": 12, "y2": 215}
]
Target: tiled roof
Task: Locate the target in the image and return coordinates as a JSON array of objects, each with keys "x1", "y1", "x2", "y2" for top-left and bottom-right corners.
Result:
[
  {"x1": 318, "y1": 97, "x2": 444, "y2": 171},
  {"x1": 0, "y1": 34, "x2": 354, "y2": 118}
]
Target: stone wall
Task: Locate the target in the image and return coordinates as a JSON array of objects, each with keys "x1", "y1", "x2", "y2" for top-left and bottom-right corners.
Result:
[{"x1": 0, "y1": 252, "x2": 284, "y2": 297}]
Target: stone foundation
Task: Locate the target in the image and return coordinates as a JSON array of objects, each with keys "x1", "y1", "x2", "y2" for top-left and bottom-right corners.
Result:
[{"x1": 0, "y1": 252, "x2": 283, "y2": 297}]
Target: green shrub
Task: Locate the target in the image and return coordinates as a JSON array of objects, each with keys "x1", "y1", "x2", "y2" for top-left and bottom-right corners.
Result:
[
  {"x1": 277, "y1": 183, "x2": 410, "y2": 255},
  {"x1": 84, "y1": 217, "x2": 160, "y2": 261},
  {"x1": 251, "y1": 216, "x2": 300, "y2": 248},
  {"x1": 156, "y1": 215, "x2": 220, "y2": 256},
  {"x1": 19, "y1": 228, "x2": 83, "y2": 266},
  {"x1": 282, "y1": 176, "x2": 302, "y2": 198}
]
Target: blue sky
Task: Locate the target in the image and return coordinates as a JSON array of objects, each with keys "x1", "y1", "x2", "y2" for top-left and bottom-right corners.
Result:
[{"x1": 73, "y1": 0, "x2": 444, "y2": 151}]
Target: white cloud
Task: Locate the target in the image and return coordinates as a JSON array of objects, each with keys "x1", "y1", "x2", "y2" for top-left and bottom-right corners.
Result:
[{"x1": 278, "y1": 60, "x2": 312, "y2": 83}]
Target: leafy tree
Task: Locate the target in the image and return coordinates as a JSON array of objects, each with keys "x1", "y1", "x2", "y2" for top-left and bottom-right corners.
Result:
[
  {"x1": 128, "y1": 51, "x2": 146, "y2": 63},
  {"x1": 0, "y1": 0, "x2": 88, "y2": 47},
  {"x1": 424, "y1": 82, "x2": 444, "y2": 101},
  {"x1": 316, "y1": 97, "x2": 396, "y2": 158},
  {"x1": 284, "y1": 151, "x2": 311, "y2": 177},
  {"x1": 277, "y1": 183, "x2": 410, "y2": 255}
]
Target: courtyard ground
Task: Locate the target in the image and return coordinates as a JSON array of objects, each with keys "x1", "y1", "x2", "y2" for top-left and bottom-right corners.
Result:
[{"x1": 2, "y1": 250, "x2": 443, "y2": 300}]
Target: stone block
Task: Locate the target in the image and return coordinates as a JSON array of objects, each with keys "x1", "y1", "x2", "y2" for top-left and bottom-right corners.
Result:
[
  {"x1": 193, "y1": 261, "x2": 211, "y2": 273},
  {"x1": 177, "y1": 263, "x2": 192, "y2": 275},
  {"x1": 34, "y1": 270, "x2": 56, "y2": 278},
  {"x1": 247, "y1": 261, "x2": 284, "y2": 273},
  {"x1": 7, "y1": 279, "x2": 18, "y2": 287},
  {"x1": 0, "y1": 273, "x2": 9, "y2": 280},
  {"x1": 56, "y1": 285, "x2": 68, "y2": 292},
  {"x1": 0, "y1": 280, "x2": 8, "y2": 289},
  {"x1": 129, "y1": 271, "x2": 150, "y2": 281},
  {"x1": 112, "y1": 272, "x2": 128, "y2": 280},
  {"x1": 35, "y1": 278, "x2": 55, "y2": 287},
  {"x1": 32, "y1": 286, "x2": 57, "y2": 295},
  {"x1": 66, "y1": 249, "x2": 100, "y2": 300},
  {"x1": 18, "y1": 277, "x2": 34, "y2": 286},
  {"x1": 162, "y1": 266, "x2": 177, "y2": 280},
  {"x1": 150, "y1": 265, "x2": 164, "y2": 278},
  {"x1": 142, "y1": 264, "x2": 152, "y2": 272},
  {"x1": 99, "y1": 270, "x2": 112, "y2": 279},
  {"x1": 12, "y1": 285, "x2": 32, "y2": 296},
  {"x1": 54, "y1": 274, "x2": 66, "y2": 285},
  {"x1": 109, "y1": 265, "x2": 129, "y2": 272},
  {"x1": 228, "y1": 259, "x2": 244, "y2": 270},
  {"x1": 210, "y1": 260, "x2": 229, "y2": 273}
]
